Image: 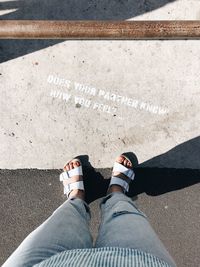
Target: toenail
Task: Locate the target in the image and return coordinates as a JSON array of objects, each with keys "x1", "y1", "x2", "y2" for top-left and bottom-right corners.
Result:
[
  {"x1": 117, "y1": 156, "x2": 124, "y2": 162},
  {"x1": 69, "y1": 163, "x2": 73, "y2": 169}
]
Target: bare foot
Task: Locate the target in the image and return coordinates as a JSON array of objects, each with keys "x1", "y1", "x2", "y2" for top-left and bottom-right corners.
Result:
[
  {"x1": 64, "y1": 160, "x2": 85, "y2": 200},
  {"x1": 107, "y1": 155, "x2": 132, "y2": 194}
]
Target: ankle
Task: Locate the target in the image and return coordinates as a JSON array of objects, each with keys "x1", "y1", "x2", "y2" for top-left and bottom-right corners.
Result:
[
  {"x1": 107, "y1": 185, "x2": 124, "y2": 194},
  {"x1": 68, "y1": 189, "x2": 85, "y2": 200}
]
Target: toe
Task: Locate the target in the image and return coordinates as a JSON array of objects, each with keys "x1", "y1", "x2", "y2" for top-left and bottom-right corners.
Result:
[
  {"x1": 74, "y1": 161, "x2": 80, "y2": 167},
  {"x1": 116, "y1": 155, "x2": 133, "y2": 169},
  {"x1": 116, "y1": 155, "x2": 125, "y2": 164},
  {"x1": 124, "y1": 159, "x2": 128, "y2": 166},
  {"x1": 128, "y1": 161, "x2": 132, "y2": 168},
  {"x1": 65, "y1": 164, "x2": 70, "y2": 171},
  {"x1": 64, "y1": 159, "x2": 81, "y2": 171},
  {"x1": 69, "y1": 162, "x2": 73, "y2": 170}
]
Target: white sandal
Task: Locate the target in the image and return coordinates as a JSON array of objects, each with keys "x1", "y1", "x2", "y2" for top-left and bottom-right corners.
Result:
[
  {"x1": 108, "y1": 155, "x2": 135, "y2": 193},
  {"x1": 59, "y1": 158, "x2": 84, "y2": 198}
]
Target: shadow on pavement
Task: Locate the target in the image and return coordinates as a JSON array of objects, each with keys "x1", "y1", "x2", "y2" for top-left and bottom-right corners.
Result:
[
  {"x1": 0, "y1": 0, "x2": 176, "y2": 63},
  {"x1": 83, "y1": 136, "x2": 200, "y2": 203}
]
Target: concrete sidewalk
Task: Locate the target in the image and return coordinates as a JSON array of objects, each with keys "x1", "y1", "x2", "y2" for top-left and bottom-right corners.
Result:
[{"x1": 0, "y1": 2, "x2": 200, "y2": 169}]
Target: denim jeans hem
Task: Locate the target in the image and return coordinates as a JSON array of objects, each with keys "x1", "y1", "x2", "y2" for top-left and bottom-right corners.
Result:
[{"x1": 68, "y1": 197, "x2": 92, "y2": 220}]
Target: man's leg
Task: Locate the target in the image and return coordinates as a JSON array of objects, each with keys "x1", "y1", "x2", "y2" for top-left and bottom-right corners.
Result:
[{"x1": 95, "y1": 192, "x2": 176, "y2": 267}]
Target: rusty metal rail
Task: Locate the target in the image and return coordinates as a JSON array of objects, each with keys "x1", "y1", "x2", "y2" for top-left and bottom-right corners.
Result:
[{"x1": 0, "y1": 20, "x2": 200, "y2": 39}]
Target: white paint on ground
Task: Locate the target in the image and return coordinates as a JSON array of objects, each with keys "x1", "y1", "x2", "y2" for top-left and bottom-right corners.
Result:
[{"x1": 0, "y1": 1, "x2": 200, "y2": 169}]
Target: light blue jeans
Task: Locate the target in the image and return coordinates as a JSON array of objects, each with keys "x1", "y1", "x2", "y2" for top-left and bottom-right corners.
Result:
[{"x1": 2, "y1": 192, "x2": 177, "y2": 267}]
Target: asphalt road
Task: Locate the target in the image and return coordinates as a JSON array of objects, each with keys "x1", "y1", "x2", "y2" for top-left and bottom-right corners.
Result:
[{"x1": 0, "y1": 168, "x2": 199, "y2": 267}]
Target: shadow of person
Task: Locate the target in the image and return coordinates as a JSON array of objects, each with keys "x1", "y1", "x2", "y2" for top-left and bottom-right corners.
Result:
[
  {"x1": 128, "y1": 136, "x2": 200, "y2": 197},
  {"x1": 0, "y1": 0, "x2": 176, "y2": 62},
  {"x1": 79, "y1": 136, "x2": 200, "y2": 204}
]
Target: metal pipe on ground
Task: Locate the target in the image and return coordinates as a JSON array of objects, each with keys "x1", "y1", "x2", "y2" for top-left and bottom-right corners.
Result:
[{"x1": 0, "y1": 20, "x2": 200, "y2": 40}]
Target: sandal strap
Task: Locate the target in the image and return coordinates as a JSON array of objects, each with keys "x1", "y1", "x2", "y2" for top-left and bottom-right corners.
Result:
[
  {"x1": 112, "y1": 172, "x2": 133, "y2": 184},
  {"x1": 113, "y1": 162, "x2": 134, "y2": 179},
  {"x1": 63, "y1": 176, "x2": 83, "y2": 185},
  {"x1": 64, "y1": 181, "x2": 84, "y2": 196},
  {"x1": 60, "y1": 166, "x2": 83, "y2": 181},
  {"x1": 60, "y1": 163, "x2": 84, "y2": 197},
  {"x1": 109, "y1": 176, "x2": 130, "y2": 192},
  {"x1": 109, "y1": 161, "x2": 135, "y2": 193}
]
